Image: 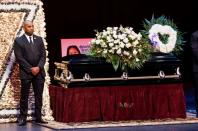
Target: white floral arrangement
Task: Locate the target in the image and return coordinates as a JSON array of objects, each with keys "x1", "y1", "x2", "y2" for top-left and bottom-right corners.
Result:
[
  {"x1": 90, "y1": 26, "x2": 152, "y2": 71},
  {"x1": 141, "y1": 15, "x2": 184, "y2": 55},
  {"x1": 149, "y1": 24, "x2": 177, "y2": 53}
]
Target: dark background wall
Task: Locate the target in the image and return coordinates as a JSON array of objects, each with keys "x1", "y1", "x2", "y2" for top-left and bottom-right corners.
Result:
[{"x1": 42, "y1": 0, "x2": 197, "y2": 83}]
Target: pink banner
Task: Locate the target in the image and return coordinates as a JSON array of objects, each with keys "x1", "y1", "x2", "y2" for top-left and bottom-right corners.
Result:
[{"x1": 61, "y1": 38, "x2": 92, "y2": 57}]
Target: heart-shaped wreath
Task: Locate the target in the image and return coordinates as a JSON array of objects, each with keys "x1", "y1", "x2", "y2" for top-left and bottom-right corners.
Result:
[
  {"x1": 148, "y1": 24, "x2": 177, "y2": 53},
  {"x1": 141, "y1": 15, "x2": 184, "y2": 55}
]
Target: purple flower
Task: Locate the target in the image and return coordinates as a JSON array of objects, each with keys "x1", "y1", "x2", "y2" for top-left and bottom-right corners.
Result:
[{"x1": 150, "y1": 34, "x2": 159, "y2": 47}]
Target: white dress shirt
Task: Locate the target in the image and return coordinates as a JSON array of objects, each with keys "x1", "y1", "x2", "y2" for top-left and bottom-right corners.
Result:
[{"x1": 25, "y1": 34, "x2": 34, "y2": 44}]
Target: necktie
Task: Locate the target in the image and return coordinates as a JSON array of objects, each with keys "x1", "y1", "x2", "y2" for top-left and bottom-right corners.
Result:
[{"x1": 29, "y1": 36, "x2": 33, "y2": 45}]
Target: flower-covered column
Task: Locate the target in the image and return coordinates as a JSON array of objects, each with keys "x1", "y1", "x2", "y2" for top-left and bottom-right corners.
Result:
[{"x1": 0, "y1": 0, "x2": 53, "y2": 122}]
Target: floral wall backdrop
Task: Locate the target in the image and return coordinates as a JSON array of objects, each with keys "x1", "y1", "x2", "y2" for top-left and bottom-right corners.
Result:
[{"x1": 0, "y1": 0, "x2": 53, "y2": 122}]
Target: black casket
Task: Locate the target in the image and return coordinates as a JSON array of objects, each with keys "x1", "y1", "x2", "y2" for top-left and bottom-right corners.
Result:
[{"x1": 61, "y1": 53, "x2": 181, "y2": 87}]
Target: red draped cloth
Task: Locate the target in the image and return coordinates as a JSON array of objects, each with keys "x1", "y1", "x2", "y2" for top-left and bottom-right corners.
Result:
[{"x1": 49, "y1": 83, "x2": 186, "y2": 123}]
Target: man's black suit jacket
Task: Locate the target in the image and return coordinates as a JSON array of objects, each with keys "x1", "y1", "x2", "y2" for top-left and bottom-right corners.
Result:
[
  {"x1": 14, "y1": 34, "x2": 46, "y2": 79},
  {"x1": 191, "y1": 31, "x2": 198, "y2": 72}
]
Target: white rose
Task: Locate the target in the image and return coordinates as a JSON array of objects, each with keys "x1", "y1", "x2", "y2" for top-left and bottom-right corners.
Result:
[
  {"x1": 97, "y1": 50, "x2": 101, "y2": 53},
  {"x1": 123, "y1": 38, "x2": 129, "y2": 43},
  {"x1": 113, "y1": 34, "x2": 118, "y2": 39},
  {"x1": 129, "y1": 35, "x2": 136, "y2": 40},
  {"x1": 122, "y1": 34, "x2": 127, "y2": 38},
  {"x1": 103, "y1": 50, "x2": 108, "y2": 54},
  {"x1": 120, "y1": 42, "x2": 125, "y2": 48},
  {"x1": 131, "y1": 31, "x2": 137, "y2": 36},
  {"x1": 101, "y1": 42, "x2": 107, "y2": 47},
  {"x1": 113, "y1": 27, "x2": 118, "y2": 30},
  {"x1": 96, "y1": 40, "x2": 100, "y2": 45},
  {"x1": 97, "y1": 35, "x2": 101, "y2": 39},
  {"x1": 107, "y1": 30, "x2": 111, "y2": 35},
  {"x1": 107, "y1": 27, "x2": 112, "y2": 31},
  {"x1": 136, "y1": 58, "x2": 140, "y2": 62},
  {"x1": 116, "y1": 48, "x2": 122, "y2": 55},
  {"x1": 133, "y1": 49, "x2": 137, "y2": 56},
  {"x1": 102, "y1": 31, "x2": 108, "y2": 36},
  {"x1": 137, "y1": 33, "x2": 142, "y2": 40},
  {"x1": 114, "y1": 39, "x2": 119, "y2": 44},
  {"x1": 123, "y1": 51, "x2": 130, "y2": 56},
  {"x1": 125, "y1": 28, "x2": 131, "y2": 34},
  {"x1": 109, "y1": 42, "x2": 114, "y2": 47},
  {"x1": 129, "y1": 27, "x2": 133, "y2": 31},
  {"x1": 126, "y1": 43, "x2": 132, "y2": 48},
  {"x1": 133, "y1": 40, "x2": 139, "y2": 46},
  {"x1": 107, "y1": 36, "x2": 111, "y2": 42},
  {"x1": 91, "y1": 39, "x2": 96, "y2": 43},
  {"x1": 119, "y1": 26, "x2": 124, "y2": 31},
  {"x1": 115, "y1": 45, "x2": 119, "y2": 50},
  {"x1": 118, "y1": 35, "x2": 124, "y2": 40},
  {"x1": 109, "y1": 49, "x2": 115, "y2": 54},
  {"x1": 96, "y1": 32, "x2": 100, "y2": 37},
  {"x1": 138, "y1": 48, "x2": 142, "y2": 52}
]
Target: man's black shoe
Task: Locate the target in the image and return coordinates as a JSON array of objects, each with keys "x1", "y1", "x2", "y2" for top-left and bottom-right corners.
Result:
[
  {"x1": 18, "y1": 119, "x2": 26, "y2": 126},
  {"x1": 35, "y1": 119, "x2": 48, "y2": 124}
]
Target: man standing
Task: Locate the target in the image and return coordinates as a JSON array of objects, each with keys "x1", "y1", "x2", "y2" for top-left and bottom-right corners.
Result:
[
  {"x1": 14, "y1": 21, "x2": 47, "y2": 126},
  {"x1": 191, "y1": 30, "x2": 198, "y2": 117}
]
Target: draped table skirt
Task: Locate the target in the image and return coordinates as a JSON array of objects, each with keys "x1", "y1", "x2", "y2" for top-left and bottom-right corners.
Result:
[{"x1": 49, "y1": 83, "x2": 186, "y2": 123}]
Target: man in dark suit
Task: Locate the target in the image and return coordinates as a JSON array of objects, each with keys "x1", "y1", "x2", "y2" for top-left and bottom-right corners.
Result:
[
  {"x1": 14, "y1": 21, "x2": 47, "y2": 126},
  {"x1": 191, "y1": 30, "x2": 198, "y2": 117}
]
